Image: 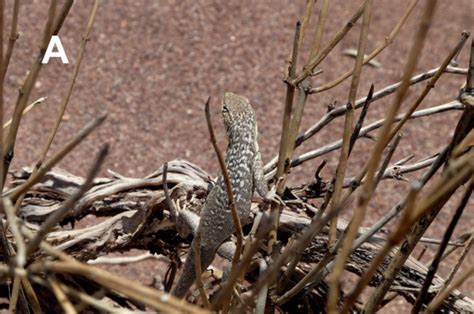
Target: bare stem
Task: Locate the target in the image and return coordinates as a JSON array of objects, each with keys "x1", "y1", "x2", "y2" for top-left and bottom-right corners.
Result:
[
  {"x1": 269, "y1": 21, "x2": 302, "y2": 253},
  {"x1": 292, "y1": 1, "x2": 365, "y2": 85},
  {"x1": 328, "y1": 1, "x2": 373, "y2": 310},
  {"x1": 204, "y1": 97, "x2": 242, "y2": 308},
  {"x1": 264, "y1": 66, "x2": 467, "y2": 174},
  {"x1": 5, "y1": 115, "x2": 107, "y2": 201},
  {"x1": 40, "y1": 0, "x2": 101, "y2": 163},
  {"x1": 412, "y1": 179, "x2": 472, "y2": 313},
  {"x1": 308, "y1": 0, "x2": 330, "y2": 60},
  {"x1": 425, "y1": 264, "x2": 474, "y2": 313},
  {"x1": 2, "y1": 0, "x2": 20, "y2": 79},
  {"x1": 49, "y1": 276, "x2": 77, "y2": 314},
  {"x1": 311, "y1": 0, "x2": 419, "y2": 93},
  {"x1": 2, "y1": 0, "x2": 61, "y2": 182}
]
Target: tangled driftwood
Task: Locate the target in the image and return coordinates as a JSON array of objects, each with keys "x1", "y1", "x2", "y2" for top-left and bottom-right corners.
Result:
[{"x1": 5, "y1": 159, "x2": 473, "y2": 312}]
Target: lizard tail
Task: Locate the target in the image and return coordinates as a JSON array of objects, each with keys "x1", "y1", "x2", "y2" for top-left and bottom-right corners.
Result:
[{"x1": 171, "y1": 242, "x2": 218, "y2": 298}]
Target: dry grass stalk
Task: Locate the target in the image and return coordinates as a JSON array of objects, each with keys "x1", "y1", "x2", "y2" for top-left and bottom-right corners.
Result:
[
  {"x1": 412, "y1": 179, "x2": 473, "y2": 313},
  {"x1": 308, "y1": 0, "x2": 330, "y2": 60},
  {"x1": 330, "y1": 3, "x2": 439, "y2": 312},
  {"x1": 328, "y1": 0, "x2": 373, "y2": 309},
  {"x1": 311, "y1": 0, "x2": 418, "y2": 93},
  {"x1": 204, "y1": 97, "x2": 241, "y2": 309}
]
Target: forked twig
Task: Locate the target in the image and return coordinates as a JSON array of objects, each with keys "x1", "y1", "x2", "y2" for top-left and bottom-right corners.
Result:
[
  {"x1": 311, "y1": 0, "x2": 418, "y2": 93},
  {"x1": 292, "y1": 1, "x2": 365, "y2": 85},
  {"x1": 264, "y1": 66, "x2": 467, "y2": 173}
]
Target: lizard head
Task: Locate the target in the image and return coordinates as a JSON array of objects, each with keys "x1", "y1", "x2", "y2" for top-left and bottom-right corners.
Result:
[{"x1": 222, "y1": 92, "x2": 256, "y2": 137}]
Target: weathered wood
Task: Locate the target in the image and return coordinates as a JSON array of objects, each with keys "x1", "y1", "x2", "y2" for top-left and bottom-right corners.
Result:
[{"x1": 6, "y1": 160, "x2": 473, "y2": 312}]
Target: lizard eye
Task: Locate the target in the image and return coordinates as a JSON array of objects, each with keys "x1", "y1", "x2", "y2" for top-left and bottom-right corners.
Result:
[{"x1": 222, "y1": 105, "x2": 229, "y2": 113}]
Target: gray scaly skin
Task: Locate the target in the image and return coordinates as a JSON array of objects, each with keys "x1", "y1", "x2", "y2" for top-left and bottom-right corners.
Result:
[{"x1": 171, "y1": 92, "x2": 268, "y2": 298}]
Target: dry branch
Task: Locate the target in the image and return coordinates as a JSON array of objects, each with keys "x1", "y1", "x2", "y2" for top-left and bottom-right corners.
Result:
[{"x1": 5, "y1": 161, "x2": 472, "y2": 312}]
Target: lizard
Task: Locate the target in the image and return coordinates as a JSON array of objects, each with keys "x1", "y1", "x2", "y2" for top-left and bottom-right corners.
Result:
[{"x1": 171, "y1": 92, "x2": 269, "y2": 298}]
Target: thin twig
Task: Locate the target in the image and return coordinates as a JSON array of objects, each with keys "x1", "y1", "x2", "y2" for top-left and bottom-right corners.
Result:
[
  {"x1": 2, "y1": 0, "x2": 20, "y2": 79},
  {"x1": 336, "y1": 2, "x2": 439, "y2": 311},
  {"x1": 40, "y1": 0, "x2": 101, "y2": 163},
  {"x1": 2, "y1": 0, "x2": 61, "y2": 182},
  {"x1": 49, "y1": 276, "x2": 77, "y2": 314},
  {"x1": 3, "y1": 97, "x2": 47, "y2": 129},
  {"x1": 8, "y1": 276, "x2": 21, "y2": 313},
  {"x1": 348, "y1": 84, "x2": 374, "y2": 154},
  {"x1": 425, "y1": 264, "x2": 474, "y2": 313},
  {"x1": 440, "y1": 234, "x2": 472, "y2": 288},
  {"x1": 3, "y1": 198, "x2": 25, "y2": 267},
  {"x1": 437, "y1": 230, "x2": 473, "y2": 262},
  {"x1": 310, "y1": 0, "x2": 419, "y2": 93},
  {"x1": 412, "y1": 179, "x2": 472, "y2": 313},
  {"x1": 328, "y1": 0, "x2": 374, "y2": 308},
  {"x1": 5, "y1": 114, "x2": 107, "y2": 201},
  {"x1": 299, "y1": 0, "x2": 316, "y2": 46},
  {"x1": 193, "y1": 233, "x2": 210, "y2": 308},
  {"x1": 292, "y1": 1, "x2": 365, "y2": 85},
  {"x1": 269, "y1": 20, "x2": 302, "y2": 254},
  {"x1": 264, "y1": 66, "x2": 467, "y2": 173},
  {"x1": 25, "y1": 144, "x2": 109, "y2": 257},
  {"x1": 373, "y1": 133, "x2": 402, "y2": 186},
  {"x1": 204, "y1": 97, "x2": 241, "y2": 308},
  {"x1": 308, "y1": 0, "x2": 330, "y2": 60}
]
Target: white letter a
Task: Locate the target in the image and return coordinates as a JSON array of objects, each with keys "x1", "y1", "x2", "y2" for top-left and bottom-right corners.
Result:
[{"x1": 42, "y1": 36, "x2": 69, "y2": 64}]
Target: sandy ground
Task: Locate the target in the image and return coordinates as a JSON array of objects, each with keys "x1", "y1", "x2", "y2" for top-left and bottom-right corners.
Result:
[{"x1": 2, "y1": 0, "x2": 473, "y2": 311}]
